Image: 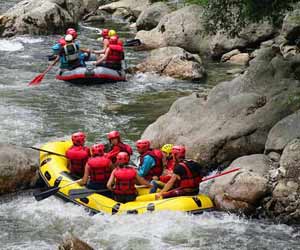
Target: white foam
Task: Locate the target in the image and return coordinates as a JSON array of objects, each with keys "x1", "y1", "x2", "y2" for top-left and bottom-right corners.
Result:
[
  {"x1": 0, "y1": 39, "x2": 24, "y2": 51},
  {"x1": 15, "y1": 36, "x2": 44, "y2": 44}
]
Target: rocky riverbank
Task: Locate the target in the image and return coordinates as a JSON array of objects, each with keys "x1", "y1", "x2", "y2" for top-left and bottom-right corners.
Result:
[{"x1": 1, "y1": 0, "x2": 300, "y2": 225}]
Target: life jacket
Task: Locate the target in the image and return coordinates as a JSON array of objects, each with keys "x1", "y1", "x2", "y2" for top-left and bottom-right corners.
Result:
[
  {"x1": 113, "y1": 167, "x2": 137, "y2": 195},
  {"x1": 63, "y1": 43, "x2": 80, "y2": 62},
  {"x1": 176, "y1": 161, "x2": 202, "y2": 189},
  {"x1": 118, "y1": 142, "x2": 133, "y2": 155},
  {"x1": 87, "y1": 156, "x2": 111, "y2": 183},
  {"x1": 58, "y1": 37, "x2": 66, "y2": 46},
  {"x1": 166, "y1": 158, "x2": 175, "y2": 171},
  {"x1": 106, "y1": 44, "x2": 124, "y2": 64},
  {"x1": 139, "y1": 149, "x2": 163, "y2": 180},
  {"x1": 107, "y1": 142, "x2": 133, "y2": 163},
  {"x1": 159, "y1": 158, "x2": 175, "y2": 183},
  {"x1": 66, "y1": 145, "x2": 90, "y2": 176}
]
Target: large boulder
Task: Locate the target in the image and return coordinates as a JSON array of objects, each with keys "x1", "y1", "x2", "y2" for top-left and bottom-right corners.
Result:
[
  {"x1": 136, "y1": 5, "x2": 210, "y2": 54},
  {"x1": 264, "y1": 139, "x2": 300, "y2": 224},
  {"x1": 0, "y1": 0, "x2": 100, "y2": 37},
  {"x1": 135, "y1": 46, "x2": 206, "y2": 81},
  {"x1": 98, "y1": 0, "x2": 151, "y2": 21},
  {"x1": 281, "y1": 8, "x2": 300, "y2": 42},
  {"x1": 265, "y1": 110, "x2": 300, "y2": 154},
  {"x1": 142, "y1": 47, "x2": 300, "y2": 166},
  {"x1": 0, "y1": 144, "x2": 39, "y2": 195},
  {"x1": 136, "y1": 2, "x2": 172, "y2": 31},
  {"x1": 210, "y1": 22, "x2": 277, "y2": 58},
  {"x1": 209, "y1": 154, "x2": 272, "y2": 214}
]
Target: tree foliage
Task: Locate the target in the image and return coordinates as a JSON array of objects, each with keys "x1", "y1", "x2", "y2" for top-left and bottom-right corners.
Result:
[{"x1": 185, "y1": 0, "x2": 298, "y2": 36}]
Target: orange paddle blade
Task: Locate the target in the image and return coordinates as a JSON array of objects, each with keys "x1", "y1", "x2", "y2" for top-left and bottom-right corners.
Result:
[{"x1": 28, "y1": 73, "x2": 45, "y2": 86}]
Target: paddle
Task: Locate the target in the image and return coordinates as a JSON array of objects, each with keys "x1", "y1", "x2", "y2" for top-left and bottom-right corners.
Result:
[
  {"x1": 201, "y1": 167, "x2": 240, "y2": 182},
  {"x1": 124, "y1": 38, "x2": 141, "y2": 47},
  {"x1": 69, "y1": 188, "x2": 110, "y2": 199},
  {"x1": 28, "y1": 57, "x2": 58, "y2": 86},
  {"x1": 34, "y1": 179, "x2": 81, "y2": 201},
  {"x1": 30, "y1": 146, "x2": 67, "y2": 158}
]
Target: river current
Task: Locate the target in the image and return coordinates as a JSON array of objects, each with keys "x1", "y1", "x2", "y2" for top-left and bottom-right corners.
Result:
[{"x1": 0, "y1": 1, "x2": 300, "y2": 249}]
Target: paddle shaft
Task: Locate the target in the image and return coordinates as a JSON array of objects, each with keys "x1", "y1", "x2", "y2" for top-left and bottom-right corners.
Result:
[
  {"x1": 30, "y1": 146, "x2": 67, "y2": 158},
  {"x1": 202, "y1": 168, "x2": 240, "y2": 182},
  {"x1": 34, "y1": 179, "x2": 81, "y2": 201},
  {"x1": 69, "y1": 188, "x2": 109, "y2": 199}
]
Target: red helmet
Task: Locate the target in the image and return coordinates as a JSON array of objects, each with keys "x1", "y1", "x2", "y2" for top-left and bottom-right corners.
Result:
[
  {"x1": 66, "y1": 28, "x2": 77, "y2": 39},
  {"x1": 171, "y1": 145, "x2": 186, "y2": 158},
  {"x1": 102, "y1": 28, "x2": 109, "y2": 38},
  {"x1": 91, "y1": 143, "x2": 105, "y2": 156},
  {"x1": 58, "y1": 37, "x2": 66, "y2": 46},
  {"x1": 135, "y1": 139, "x2": 150, "y2": 152},
  {"x1": 71, "y1": 132, "x2": 86, "y2": 146},
  {"x1": 107, "y1": 130, "x2": 120, "y2": 140},
  {"x1": 116, "y1": 152, "x2": 130, "y2": 165},
  {"x1": 109, "y1": 36, "x2": 118, "y2": 45}
]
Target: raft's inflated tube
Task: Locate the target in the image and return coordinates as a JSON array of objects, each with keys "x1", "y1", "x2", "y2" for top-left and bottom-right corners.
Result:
[{"x1": 38, "y1": 141, "x2": 214, "y2": 215}]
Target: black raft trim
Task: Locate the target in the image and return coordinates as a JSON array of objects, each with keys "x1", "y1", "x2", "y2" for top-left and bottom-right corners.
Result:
[
  {"x1": 80, "y1": 198, "x2": 89, "y2": 204},
  {"x1": 112, "y1": 203, "x2": 121, "y2": 215},
  {"x1": 192, "y1": 196, "x2": 202, "y2": 208},
  {"x1": 54, "y1": 176, "x2": 63, "y2": 187},
  {"x1": 127, "y1": 210, "x2": 138, "y2": 214},
  {"x1": 147, "y1": 203, "x2": 155, "y2": 212},
  {"x1": 40, "y1": 158, "x2": 51, "y2": 167},
  {"x1": 44, "y1": 171, "x2": 51, "y2": 181}
]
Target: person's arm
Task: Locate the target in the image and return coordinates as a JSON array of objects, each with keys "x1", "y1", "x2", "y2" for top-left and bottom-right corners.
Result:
[
  {"x1": 92, "y1": 49, "x2": 105, "y2": 54},
  {"x1": 78, "y1": 164, "x2": 89, "y2": 186},
  {"x1": 136, "y1": 174, "x2": 151, "y2": 187},
  {"x1": 137, "y1": 155, "x2": 155, "y2": 177},
  {"x1": 94, "y1": 48, "x2": 109, "y2": 65},
  {"x1": 107, "y1": 169, "x2": 115, "y2": 191},
  {"x1": 105, "y1": 145, "x2": 120, "y2": 161},
  {"x1": 155, "y1": 174, "x2": 179, "y2": 199}
]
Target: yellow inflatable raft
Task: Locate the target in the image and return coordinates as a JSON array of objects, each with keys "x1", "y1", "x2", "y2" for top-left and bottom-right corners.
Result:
[{"x1": 38, "y1": 141, "x2": 214, "y2": 215}]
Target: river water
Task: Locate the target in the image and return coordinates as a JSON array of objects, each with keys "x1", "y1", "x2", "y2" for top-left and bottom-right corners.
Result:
[{"x1": 1, "y1": 1, "x2": 300, "y2": 249}]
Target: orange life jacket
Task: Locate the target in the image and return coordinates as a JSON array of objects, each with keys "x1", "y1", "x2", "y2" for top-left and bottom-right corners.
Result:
[
  {"x1": 177, "y1": 161, "x2": 202, "y2": 189},
  {"x1": 106, "y1": 44, "x2": 124, "y2": 64},
  {"x1": 66, "y1": 145, "x2": 90, "y2": 176},
  {"x1": 113, "y1": 167, "x2": 137, "y2": 195},
  {"x1": 88, "y1": 156, "x2": 111, "y2": 183}
]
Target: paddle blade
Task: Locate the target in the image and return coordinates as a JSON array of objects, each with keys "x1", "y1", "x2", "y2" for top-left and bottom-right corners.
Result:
[
  {"x1": 28, "y1": 74, "x2": 45, "y2": 86},
  {"x1": 34, "y1": 186, "x2": 60, "y2": 201}
]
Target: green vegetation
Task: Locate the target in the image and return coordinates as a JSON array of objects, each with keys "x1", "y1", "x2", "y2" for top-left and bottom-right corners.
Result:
[{"x1": 185, "y1": 0, "x2": 298, "y2": 36}]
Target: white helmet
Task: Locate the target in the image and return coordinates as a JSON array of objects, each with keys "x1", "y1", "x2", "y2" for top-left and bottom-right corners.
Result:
[{"x1": 65, "y1": 34, "x2": 73, "y2": 42}]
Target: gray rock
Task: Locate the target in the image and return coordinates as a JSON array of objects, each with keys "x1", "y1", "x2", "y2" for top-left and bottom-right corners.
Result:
[
  {"x1": 281, "y1": 8, "x2": 300, "y2": 42},
  {"x1": 221, "y1": 49, "x2": 241, "y2": 62},
  {"x1": 142, "y1": 47, "x2": 300, "y2": 165},
  {"x1": 98, "y1": 0, "x2": 151, "y2": 19},
  {"x1": 136, "y1": 2, "x2": 172, "y2": 31},
  {"x1": 135, "y1": 46, "x2": 206, "y2": 81},
  {"x1": 0, "y1": 0, "x2": 100, "y2": 37},
  {"x1": 264, "y1": 139, "x2": 300, "y2": 224},
  {"x1": 58, "y1": 235, "x2": 94, "y2": 250},
  {"x1": 208, "y1": 154, "x2": 271, "y2": 214},
  {"x1": 265, "y1": 110, "x2": 300, "y2": 154},
  {"x1": 136, "y1": 5, "x2": 210, "y2": 54},
  {"x1": 0, "y1": 144, "x2": 39, "y2": 195},
  {"x1": 210, "y1": 22, "x2": 277, "y2": 58},
  {"x1": 268, "y1": 151, "x2": 281, "y2": 162}
]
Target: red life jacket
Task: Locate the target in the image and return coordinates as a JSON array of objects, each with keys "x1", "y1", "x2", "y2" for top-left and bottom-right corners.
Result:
[
  {"x1": 113, "y1": 167, "x2": 137, "y2": 195},
  {"x1": 66, "y1": 146, "x2": 90, "y2": 176},
  {"x1": 106, "y1": 44, "x2": 124, "y2": 64},
  {"x1": 88, "y1": 156, "x2": 111, "y2": 183},
  {"x1": 177, "y1": 161, "x2": 202, "y2": 189},
  {"x1": 140, "y1": 149, "x2": 163, "y2": 180},
  {"x1": 159, "y1": 158, "x2": 175, "y2": 183},
  {"x1": 166, "y1": 158, "x2": 175, "y2": 171},
  {"x1": 118, "y1": 142, "x2": 133, "y2": 155}
]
